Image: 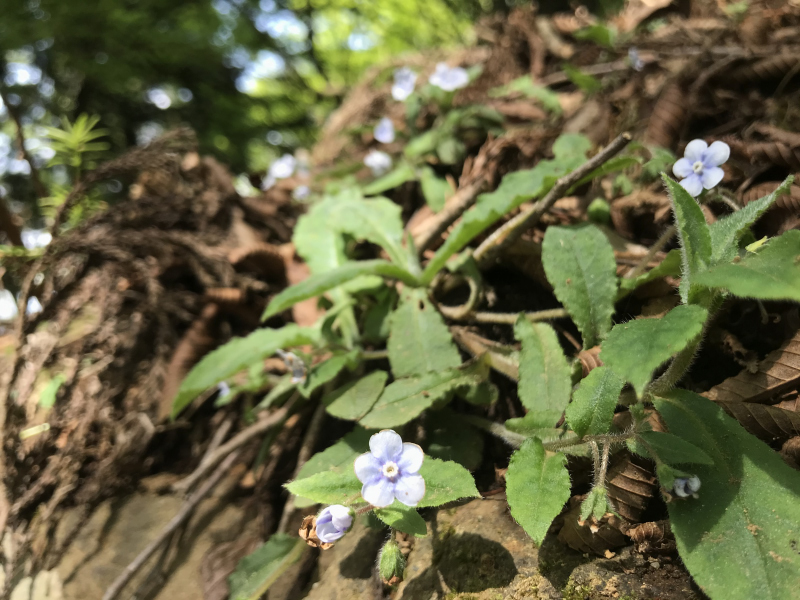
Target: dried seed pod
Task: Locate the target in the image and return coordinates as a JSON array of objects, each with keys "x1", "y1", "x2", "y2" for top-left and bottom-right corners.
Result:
[
  {"x1": 557, "y1": 498, "x2": 629, "y2": 556},
  {"x1": 606, "y1": 452, "x2": 657, "y2": 523},
  {"x1": 627, "y1": 520, "x2": 676, "y2": 555},
  {"x1": 740, "y1": 181, "x2": 800, "y2": 213},
  {"x1": 644, "y1": 82, "x2": 686, "y2": 150},
  {"x1": 577, "y1": 345, "x2": 603, "y2": 377},
  {"x1": 727, "y1": 55, "x2": 800, "y2": 86},
  {"x1": 299, "y1": 515, "x2": 333, "y2": 550},
  {"x1": 228, "y1": 242, "x2": 286, "y2": 282}
]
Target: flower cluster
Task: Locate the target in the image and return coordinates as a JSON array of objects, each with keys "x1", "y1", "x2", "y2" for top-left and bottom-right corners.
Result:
[
  {"x1": 673, "y1": 139, "x2": 730, "y2": 197},
  {"x1": 355, "y1": 429, "x2": 425, "y2": 508}
]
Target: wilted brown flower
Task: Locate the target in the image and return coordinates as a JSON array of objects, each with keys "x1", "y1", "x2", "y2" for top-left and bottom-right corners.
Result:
[{"x1": 299, "y1": 515, "x2": 333, "y2": 550}]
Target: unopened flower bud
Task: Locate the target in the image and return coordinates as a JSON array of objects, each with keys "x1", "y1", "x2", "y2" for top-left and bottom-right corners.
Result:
[
  {"x1": 378, "y1": 538, "x2": 405, "y2": 585},
  {"x1": 673, "y1": 475, "x2": 701, "y2": 498}
]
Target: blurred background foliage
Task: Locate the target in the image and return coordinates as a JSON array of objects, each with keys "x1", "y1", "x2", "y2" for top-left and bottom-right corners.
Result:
[{"x1": 0, "y1": 0, "x2": 524, "y2": 223}]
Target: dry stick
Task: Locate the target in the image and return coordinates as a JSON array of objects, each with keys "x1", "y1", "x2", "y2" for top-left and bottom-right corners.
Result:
[
  {"x1": 198, "y1": 415, "x2": 235, "y2": 470},
  {"x1": 624, "y1": 225, "x2": 676, "y2": 280},
  {"x1": 101, "y1": 450, "x2": 241, "y2": 600},
  {"x1": 0, "y1": 88, "x2": 47, "y2": 200},
  {"x1": 276, "y1": 403, "x2": 327, "y2": 534},
  {"x1": 414, "y1": 177, "x2": 487, "y2": 254},
  {"x1": 474, "y1": 133, "x2": 632, "y2": 269},
  {"x1": 171, "y1": 400, "x2": 295, "y2": 495}
]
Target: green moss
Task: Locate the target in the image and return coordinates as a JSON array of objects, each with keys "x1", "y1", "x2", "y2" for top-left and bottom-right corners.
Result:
[{"x1": 562, "y1": 581, "x2": 592, "y2": 600}]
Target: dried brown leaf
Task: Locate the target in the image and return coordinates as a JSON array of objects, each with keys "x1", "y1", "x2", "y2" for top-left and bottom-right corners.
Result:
[
  {"x1": 727, "y1": 55, "x2": 800, "y2": 86},
  {"x1": 715, "y1": 401, "x2": 800, "y2": 445},
  {"x1": 557, "y1": 497, "x2": 629, "y2": 556},
  {"x1": 627, "y1": 520, "x2": 676, "y2": 555},
  {"x1": 644, "y1": 82, "x2": 686, "y2": 149},
  {"x1": 612, "y1": 0, "x2": 673, "y2": 33},
  {"x1": 704, "y1": 331, "x2": 800, "y2": 404},
  {"x1": 606, "y1": 452, "x2": 657, "y2": 523},
  {"x1": 780, "y1": 436, "x2": 800, "y2": 469},
  {"x1": 740, "y1": 181, "x2": 800, "y2": 213}
]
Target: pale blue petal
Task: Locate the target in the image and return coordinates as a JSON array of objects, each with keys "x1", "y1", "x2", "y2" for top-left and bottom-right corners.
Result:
[
  {"x1": 673, "y1": 157, "x2": 694, "y2": 178},
  {"x1": 394, "y1": 474, "x2": 425, "y2": 507},
  {"x1": 702, "y1": 141, "x2": 730, "y2": 168},
  {"x1": 354, "y1": 453, "x2": 381, "y2": 483},
  {"x1": 397, "y1": 443, "x2": 424, "y2": 474},
  {"x1": 701, "y1": 166, "x2": 724, "y2": 190},
  {"x1": 328, "y1": 505, "x2": 353, "y2": 531},
  {"x1": 683, "y1": 139, "x2": 708, "y2": 163},
  {"x1": 362, "y1": 477, "x2": 395, "y2": 507},
  {"x1": 679, "y1": 173, "x2": 703, "y2": 197},
  {"x1": 369, "y1": 430, "x2": 403, "y2": 462},
  {"x1": 374, "y1": 117, "x2": 395, "y2": 144},
  {"x1": 316, "y1": 521, "x2": 345, "y2": 543}
]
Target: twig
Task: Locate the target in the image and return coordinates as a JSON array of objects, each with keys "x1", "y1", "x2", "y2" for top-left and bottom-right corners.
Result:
[
  {"x1": 440, "y1": 307, "x2": 569, "y2": 324},
  {"x1": 473, "y1": 133, "x2": 632, "y2": 268},
  {"x1": 171, "y1": 400, "x2": 296, "y2": 494},
  {"x1": 198, "y1": 415, "x2": 234, "y2": 470},
  {"x1": 276, "y1": 403, "x2": 326, "y2": 534},
  {"x1": 101, "y1": 450, "x2": 241, "y2": 600},
  {"x1": 0, "y1": 88, "x2": 47, "y2": 199},
  {"x1": 624, "y1": 225, "x2": 676, "y2": 280},
  {"x1": 414, "y1": 177, "x2": 486, "y2": 254}
]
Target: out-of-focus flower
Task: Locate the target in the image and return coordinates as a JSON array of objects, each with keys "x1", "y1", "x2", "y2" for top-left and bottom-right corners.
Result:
[
  {"x1": 275, "y1": 349, "x2": 306, "y2": 383},
  {"x1": 364, "y1": 150, "x2": 392, "y2": 176},
  {"x1": 428, "y1": 63, "x2": 469, "y2": 92},
  {"x1": 21, "y1": 228, "x2": 51, "y2": 250},
  {"x1": 315, "y1": 505, "x2": 354, "y2": 544},
  {"x1": 673, "y1": 140, "x2": 730, "y2": 197},
  {"x1": 292, "y1": 185, "x2": 310, "y2": 200},
  {"x1": 628, "y1": 47, "x2": 644, "y2": 71},
  {"x1": 355, "y1": 429, "x2": 425, "y2": 508},
  {"x1": 26, "y1": 296, "x2": 42, "y2": 315},
  {"x1": 0, "y1": 289, "x2": 18, "y2": 322},
  {"x1": 216, "y1": 381, "x2": 231, "y2": 398},
  {"x1": 262, "y1": 153, "x2": 297, "y2": 190},
  {"x1": 374, "y1": 117, "x2": 395, "y2": 144},
  {"x1": 392, "y1": 67, "x2": 417, "y2": 101},
  {"x1": 673, "y1": 475, "x2": 701, "y2": 498}
]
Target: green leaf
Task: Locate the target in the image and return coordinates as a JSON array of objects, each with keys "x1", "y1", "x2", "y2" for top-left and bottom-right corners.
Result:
[
  {"x1": 363, "y1": 288, "x2": 397, "y2": 343},
  {"x1": 709, "y1": 177, "x2": 793, "y2": 263},
  {"x1": 436, "y1": 137, "x2": 466, "y2": 165},
  {"x1": 416, "y1": 456, "x2": 480, "y2": 508},
  {"x1": 228, "y1": 534, "x2": 305, "y2": 600},
  {"x1": 374, "y1": 503, "x2": 427, "y2": 537},
  {"x1": 421, "y1": 135, "x2": 590, "y2": 283},
  {"x1": 405, "y1": 130, "x2": 440, "y2": 158},
  {"x1": 172, "y1": 324, "x2": 318, "y2": 418},
  {"x1": 263, "y1": 260, "x2": 418, "y2": 320},
  {"x1": 363, "y1": 162, "x2": 417, "y2": 195},
  {"x1": 299, "y1": 350, "x2": 360, "y2": 398},
  {"x1": 580, "y1": 487, "x2": 610, "y2": 522},
  {"x1": 293, "y1": 427, "x2": 371, "y2": 508},
  {"x1": 636, "y1": 431, "x2": 713, "y2": 466},
  {"x1": 39, "y1": 374, "x2": 66, "y2": 409},
  {"x1": 694, "y1": 230, "x2": 800, "y2": 302},
  {"x1": 285, "y1": 468, "x2": 362, "y2": 506},
  {"x1": 618, "y1": 249, "x2": 681, "y2": 295},
  {"x1": 420, "y1": 166, "x2": 452, "y2": 212},
  {"x1": 655, "y1": 390, "x2": 800, "y2": 600},
  {"x1": 563, "y1": 63, "x2": 601, "y2": 94},
  {"x1": 360, "y1": 361, "x2": 487, "y2": 429},
  {"x1": 387, "y1": 288, "x2": 461, "y2": 378},
  {"x1": 573, "y1": 24, "x2": 617, "y2": 48},
  {"x1": 565, "y1": 366, "x2": 624, "y2": 438},
  {"x1": 661, "y1": 174, "x2": 712, "y2": 302},
  {"x1": 505, "y1": 437, "x2": 571, "y2": 544},
  {"x1": 488, "y1": 76, "x2": 562, "y2": 114},
  {"x1": 324, "y1": 371, "x2": 388, "y2": 421},
  {"x1": 569, "y1": 156, "x2": 641, "y2": 192},
  {"x1": 425, "y1": 410, "x2": 484, "y2": 470},
  {"x1": 600, "y1": 304, "x2": 708, "y2": 396},
  {"x1": 514, "y1": 318, "x2": 572, "y2": 428},
  {"x1": 542, "y1": 224, "x2": 618, "y2": 347}
]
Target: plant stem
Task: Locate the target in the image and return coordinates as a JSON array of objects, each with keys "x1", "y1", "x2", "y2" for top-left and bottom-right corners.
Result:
[
  {"x1": 361, "y1": 349, "x2": 389, "y2": 360},
  {"x1": 647, "y1": 336, "x2": 701, "y2": 396}
]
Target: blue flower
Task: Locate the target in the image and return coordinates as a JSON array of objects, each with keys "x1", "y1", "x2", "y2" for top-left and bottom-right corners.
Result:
[
  {"x1": 262, "y1": 153, "x2": 297, "y2": 190},
  {"x1": 628, "y1": 47, "x2": 643, "y2": 72},
  {"x1": 428, "y1": 62, "x2": 469, "y2": 92},
  {"x1": 673, "y1": 475, "x2": 701, "y2": 498},
  {"x1": 355, "y1": 430, "x2": 425, "y2": 508},
  {"x1": 364, "y1": 150, "x2": 392, "y2": 176},
  {"x1": 392, "y1": 67, "x2": 417, "y2": 101},
  {"x1": 673, "y1": 140, "x2": 730, "y2": 197},
  {"x1": 315, "y1": 505, "x2": 354, "y2": 544},
  {"x1": 374, "y1": 117, "x2": 395, "y2": 144},
  {"x1": 292, "y1": 185, "x2": 310, "y2": 201}
]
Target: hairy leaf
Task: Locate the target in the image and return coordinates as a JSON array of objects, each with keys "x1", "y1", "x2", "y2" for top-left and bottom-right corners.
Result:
[
  {"x1": 655, "y1": 391, "x2": 800, "y2": 600},
  {"x1": 542, "y1": 224, "x2": 618, "y2": 347},
  {"x1": 324, "y1": 371, "x2": 388, "y2": 421},
  {"x1": 285, "y1": 469, "x2": 362, "y2": 506},
  {"x1": 515, "y1": 318, "x2": 572, "y2": 428},
  {"x1": 360, "y1": 361, "x2": 487, "y2": 429},
  {"x1": 421, "y1": 134, "x2": 590, "y2": 283},
  {"x1": 387, "y1": 288, "x2": 461, "y2": 378},
  {"x1": 709, "y1": 177, "x2": 793, "y2": 263},
  {"x1": 600, "y1": 304, "x2": 708, "y2": 396},
  {"x1": 293, "y1": 427, "x2": 371, "y2": 508},
  {"x1": 618, "y1": 249, "x2": 681, "y2": 295},
  {"x1": 566, "y1": 366, "x2": 624, "y2": 438},
  {"x1": 363, "y1": 162, "x2": 417, "y2": 196},
  {"x1": 704, "y1": 330, "x2": 800, "y2": 404},
  {"x1": 419, "y1": 166, "x2": 452, "y2": 212},
  {"x1": 263, "y1": 260, "x2": 418, "y2": 320},
  {"x1": 229, "y1": 534, "x2": 304, "y2": 600},
  {"x1": 694, "y1": 230, "x2": 800, "y2": 302},
  {"x1": 506, "y1": 437, "x2": 571, "y2": 544},
  {"x1": 416, "y1": 456, "x2": 480, "y2": 508},
  {"x1": 299, "y1": 350, "x2": 360, "y2": 398},
  {"x1": 374, "y1": 503, "x2": 427, "y2": 537},
  {"x1": 580, "y1": 488, "x2": 610, "y2": 522},
  {"x1": 172, "y1": 324, "x2": 318, "y2": 417},
  {"x1": 661, "y1": 174, "x2": 712, "y2": 302},
  {"x1": 636, "y1": 431, "x2": 713, "y2": 466}
]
